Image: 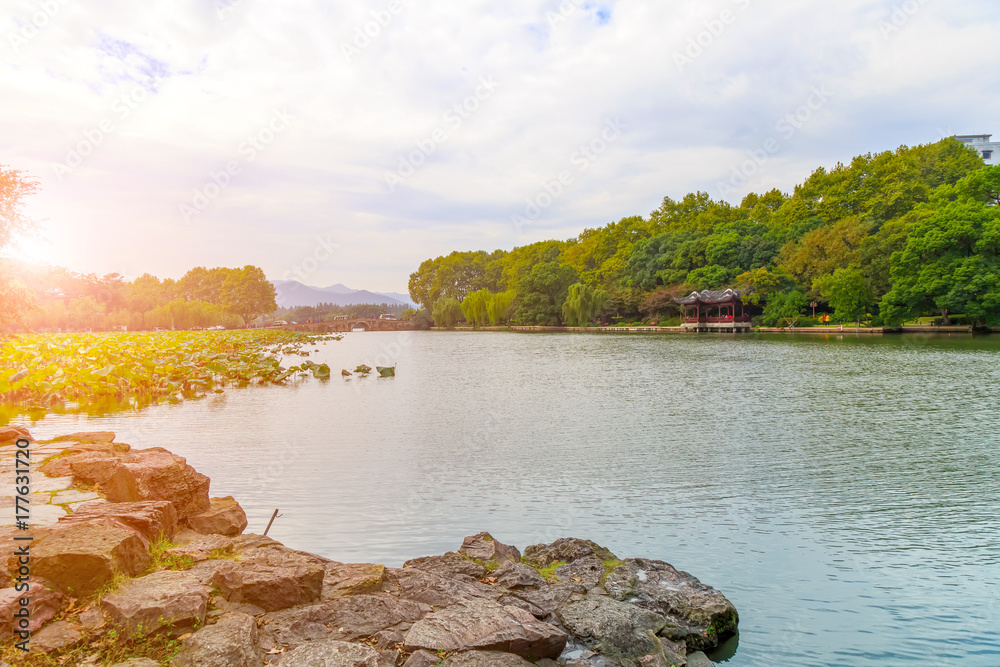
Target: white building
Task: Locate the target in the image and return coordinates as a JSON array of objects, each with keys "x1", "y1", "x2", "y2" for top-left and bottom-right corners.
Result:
[{"x1": 954, "y1": 134, "x2": 999, "y2": 166}]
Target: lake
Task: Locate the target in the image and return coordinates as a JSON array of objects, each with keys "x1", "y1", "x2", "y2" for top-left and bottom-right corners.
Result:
[{"x1": 12, "y1": 331, "x2": 1000, "y2": 666}]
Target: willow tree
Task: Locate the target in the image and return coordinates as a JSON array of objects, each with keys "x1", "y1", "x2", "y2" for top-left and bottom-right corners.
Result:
[
  {"x1": 562, "y1": 283, "x2": 607, "y2": 327},
  {"x1": 432, "y1": 297, "x2": 463, "y2": 328},
  {"x1": 486, "y1": 290, "x2": 515, "y2": 325},
  {"x1": 460, "y1": 289, "x2": 491, "y2": 328}
]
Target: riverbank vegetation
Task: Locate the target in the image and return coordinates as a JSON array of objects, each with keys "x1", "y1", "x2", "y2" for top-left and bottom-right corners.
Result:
[
  {"x1": 0, "y1": 329, "x2": 338, "y2": 421},
  {"x1": 408, "y1": 138, "x2": 1000, "y2": 328}
]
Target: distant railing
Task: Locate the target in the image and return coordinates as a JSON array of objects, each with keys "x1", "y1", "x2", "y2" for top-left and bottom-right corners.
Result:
[{"x1": 684, "y1": 315, "x2": 752, "y2": 324}]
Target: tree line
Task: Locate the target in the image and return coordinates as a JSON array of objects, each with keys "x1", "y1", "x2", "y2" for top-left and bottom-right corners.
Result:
[{"x1": 408, "y1": 138, "x2": 1000, "y2": 328}]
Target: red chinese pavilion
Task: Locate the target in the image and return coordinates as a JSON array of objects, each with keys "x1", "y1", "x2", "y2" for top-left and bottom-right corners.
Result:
[{"x1": 674, "y1": 289, "x2": 752, "y2": 332}]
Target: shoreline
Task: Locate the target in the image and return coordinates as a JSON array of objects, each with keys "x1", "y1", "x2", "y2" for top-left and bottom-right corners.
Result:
[
  {"x1": 434, "y1": 324, "x2": 990, "y2": 335},
  {"x1": 1, "y1": 428, "x2": 736, "y2": 666}
]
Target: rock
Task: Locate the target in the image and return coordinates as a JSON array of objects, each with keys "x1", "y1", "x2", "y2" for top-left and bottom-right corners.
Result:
[
  {"x1": 401, "y1": 649, "x2": 440, "y2": 667},
  {"x1": 279, "y1": 639, "x2": 380, "y2": 666},
  {"x1": 58, "y1": 500, "x2": 179, "y2": 542},
  {"x1": 31, "y1": 619, "x2": 83, "y2": 652},
  {"x1": 33, "y1": 523, "x2": 150, "y2": 597},
  {"x1": 101, "y1": 570, "x2": 212, "y2": 636},
  {"x1": 79, "y1": 606, "x2": 105, "y2": 631},
  {"x1": 0, "y1": 581, "x2": 65, "y2": 637},
  {"x1": 554, "y1": 556, "x2": 606, "y2": 590},
  {"x1": 639, "y1": 633, "x2": 688, "y2": 667},
  {"x1": 172, "y1": 611, "x2": 262, "y2": 667},
  {"x1": 439, "y1": 651, "x2": 535, "y2": 666},
  {"x1": 506, "y1": 582, "x2": 583, "y2": 617},
  {"x1": 493, "y1": 561, "x2": 546, "y2": 590},
  {"x1": 186, "y1": 496, "x2": 248, "y2": 536},
  {"x1": 0, "y1": 426, "x2": 31, "y2": 443},
  {"x1": 403, "y1": 552, "x2": 487, "y2": 579},
  {"x1": 685, "y1": 651, "x2": 716, "y2": 666},
  {"x1": 50, "y1": 431, "x2": 117, "y2": 443},
  {"x1": 69, "y1": 453, "x2": 125, "y2": 485},
  {"x1": 261, "y1": 594, "x2": 429, "y2": 648},
  {"x1": 458, "y1": 532, "x2": 520, "y2": 565},
  {"x1": 110, "y1": 660, "x2": 161, "y2": 667},
  {"x1": 211, "y1": 551, "x2": 324, "y2": 611},
  {"x1": 323, "y1": 562, "x2": 388, "y2": 598},
  {"x1": 390, "y1": 568, "x2": 498, "y2": 608},
  {"x1": 556, "y1": 594, "x2": 666, "y2": 661},
  {"x1": 604, "y1": 559, "x2": 738, "y2": 650},
  {"x1": 167, "y1": 534, "x2": 235, "y2": 562},
  {"x1": 107, "y1": 447, "x2": 211, "y2": 519},
  {"x1": 522, "y1": 538, "x2": 618, "y2": 568},
  {"x1": 403, "y1": 598, "x2": 567, "y2": 659}
]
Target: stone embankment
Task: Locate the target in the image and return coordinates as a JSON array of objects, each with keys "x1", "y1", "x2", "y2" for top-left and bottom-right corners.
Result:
[{"x1": 0, "y1": 427, "x2": 738, "y2": 666}]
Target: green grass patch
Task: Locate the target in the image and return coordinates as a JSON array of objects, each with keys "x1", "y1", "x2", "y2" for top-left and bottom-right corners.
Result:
[
  {"x1": 534, "y1": 560, "x2": 568, "y2": 583},
  {"x1": 0, "y1": 623, "x2": 184, "y2": 666}
]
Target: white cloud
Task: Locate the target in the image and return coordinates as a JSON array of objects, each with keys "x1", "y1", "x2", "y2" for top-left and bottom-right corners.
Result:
[{"x1": 2, "y1": 0, "x2": 999, "y2": 292}]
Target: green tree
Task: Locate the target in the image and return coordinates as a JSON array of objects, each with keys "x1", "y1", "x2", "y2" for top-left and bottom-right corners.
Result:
[
  {"x1": 485, "y1": 290, "x2": 515, "y2": 325},
  {"x1": 432, "y1": 296, "x2": 463, "y2": 328},
  {"x1": 460, "y1": 289, "x2": 491, "y2": 328},
  {"x1": 562, "y1": 283, "x2": 608, "y2": 326},
  {"x1": 735, "y1": 267, "x2": 785, "y2": 305},
  {"x1": 762, "y1": 290, "x2": 808, "y2": 328},
  {"x1": 222, "y1": 265, "x2": 277, "y2": 327},
  {"x1": 814, "y1": 267, "x2": 873, "y2": 326},
  {"x1": 513, "y1": 262, "x2": 578, "y2": 325},
  {"x1": 879, "y1": 199, "x2": 1000, "y2": 327}
]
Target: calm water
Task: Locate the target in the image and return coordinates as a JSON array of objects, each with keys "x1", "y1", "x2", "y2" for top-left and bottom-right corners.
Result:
[{"x1": 12, "y1": 331, "x2": 1000, "y2": 666}]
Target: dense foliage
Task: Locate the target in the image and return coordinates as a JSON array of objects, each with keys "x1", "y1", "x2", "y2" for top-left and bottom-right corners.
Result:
[
  {"x1": 0, "y1": 330, "x2": 338, "y2": 420},
  {"x1": 409, "y1": 139, "x2": 999, "y2": 327}
]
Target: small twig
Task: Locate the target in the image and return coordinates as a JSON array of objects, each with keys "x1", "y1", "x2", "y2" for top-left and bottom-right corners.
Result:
[{"x1": 263, "y1": 508, "x2": 281, "y2": 536}]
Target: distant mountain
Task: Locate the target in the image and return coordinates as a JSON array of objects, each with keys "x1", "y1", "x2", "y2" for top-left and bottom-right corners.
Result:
[{"x1": 271, "y1": 280, "x2": 413, "y2": 309}]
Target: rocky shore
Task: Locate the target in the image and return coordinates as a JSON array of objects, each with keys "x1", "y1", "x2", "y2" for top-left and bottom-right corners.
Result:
[{"x1": 0, "y1": 427, "x2": 738, "y2": 666}]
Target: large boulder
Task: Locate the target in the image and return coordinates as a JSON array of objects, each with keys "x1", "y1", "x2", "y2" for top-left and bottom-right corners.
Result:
[
  {"x1": 522, "y1": 538, "x2": 618, "y2": 568},
  {"x1": 30, "y1": 619, "x2": 83, "y2": 653},
  {"x1": 0, "y1": 581, "x2": 65, "y2": 638},
  {"x1": 185, "y1": 496, "x2": 248, "y2": 536},
  {"x1": 556, "y1": 594, "x2": 667, "y2": 661},
  {"x1": 33, "y1": 523, "x2": 150, "y2": 597},
  {"x1": 403, "y1": 598, "x2": 567, "y2": 659},
  {"x1": 57, "y1": 500, "x2": 178, "y2": 542},
  {"x1": 106, "y1": 447, "x2": 210, "y2": 519},
  {"x1": 322, "y1": 562, "x2": 388, "y2": 598},
  {"x1": 439, "y1": 652, "x2": 535, "y2": 666},
  {"x1": 172, "y1": 611, "x2": 262, "y2": 667},
  {"x1": 0, "y1": 426, "x2": 31, "y2": 444},
  {"x1": 604, "y1": 559, "x2": 738, "y2": 650},
  {"x1": 494, "y1": 561, "x2": 546, "y2": 590},
  {"x1": 101, "y1": 570, "x2": 212, "y2": 636},
  {"x1": 167, "y1": 534, "x2": 235, "y2": 562},
  {"x1": 278, "y1": 639, "x2": 380, "y2": 666},
  {"x1": 210, "y1": 551, "x2": 324, "y2": 611},
  {"x1": 458, "y1": 532, "x2": 521, "y2": 565},
  {"x1": 261, "y1": 593, "x2": 429, "y2": 648},
  {"x1": 391, "y1": 568, "x2": 498, "y2": 608},
  {"x1": 505, "y1": 581, "x2": 583, "y2": 618},
  {"x1": 403, "y1": 552, "x2": 487, "y2": 579}
]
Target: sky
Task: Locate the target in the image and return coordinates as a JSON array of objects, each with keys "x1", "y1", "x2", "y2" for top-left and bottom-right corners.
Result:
[{"x1": 2, "y1": 0, "x2": 1000, "y2": 293}]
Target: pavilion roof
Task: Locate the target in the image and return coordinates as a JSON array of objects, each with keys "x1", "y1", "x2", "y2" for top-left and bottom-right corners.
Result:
[{"x1": 673, "y1": 289, "x2": 744, "y2": 306}]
